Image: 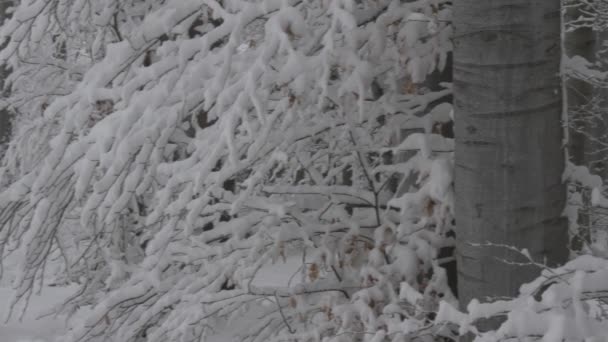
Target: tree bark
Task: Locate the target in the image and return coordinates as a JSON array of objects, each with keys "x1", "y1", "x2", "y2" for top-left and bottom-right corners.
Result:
[{"x1": 454, "y1": 0, "x2": 568, "y2": 332}]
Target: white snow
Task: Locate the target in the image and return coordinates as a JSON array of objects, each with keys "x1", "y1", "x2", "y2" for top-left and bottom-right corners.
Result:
[{"x1": 0, "y1": 286, "x2": 74, "y2": 342}]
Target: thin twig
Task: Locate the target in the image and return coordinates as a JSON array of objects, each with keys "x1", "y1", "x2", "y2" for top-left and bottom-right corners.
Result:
[{"x1": 274, "y1": 291, "x2": 295, "y2": 334}]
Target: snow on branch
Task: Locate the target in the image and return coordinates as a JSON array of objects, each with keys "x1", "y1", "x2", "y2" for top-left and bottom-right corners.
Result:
[{"x1": 0, "y1": 0, "x2": 456, "y2": 341}]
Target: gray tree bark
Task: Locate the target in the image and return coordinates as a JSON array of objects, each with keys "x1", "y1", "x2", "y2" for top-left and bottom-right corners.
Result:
[{"x1": 453, "y1": 0, "x2": 568, "y2": 331}]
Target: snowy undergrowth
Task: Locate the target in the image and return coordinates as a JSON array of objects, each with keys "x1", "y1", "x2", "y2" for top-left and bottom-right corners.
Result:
[
  {"x1": 0, "y1": 1, "x2": 457, "y2": 342},
  {"x1": 437, "y1": 254, "x2": 608, "y2": 342}
]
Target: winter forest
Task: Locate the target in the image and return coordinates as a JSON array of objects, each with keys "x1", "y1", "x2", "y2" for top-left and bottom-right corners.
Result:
[{"x1": 0, "y1": 0, "x2": 607, "y2": 341}]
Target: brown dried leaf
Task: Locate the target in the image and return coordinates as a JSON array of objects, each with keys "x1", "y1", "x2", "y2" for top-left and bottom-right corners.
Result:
[{"x1": 308, "y1": 263, "x2": 319, "y2": 281}]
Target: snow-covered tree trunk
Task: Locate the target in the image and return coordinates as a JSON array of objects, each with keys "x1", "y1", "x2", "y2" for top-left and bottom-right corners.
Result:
[{"x1": 453, "y1": 0, "x2": 568, "y2": 331}]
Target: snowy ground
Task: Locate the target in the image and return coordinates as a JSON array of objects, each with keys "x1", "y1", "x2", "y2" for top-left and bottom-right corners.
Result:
[
  {"x1": 0, "y1": 256, "x2": 305, "y2": 342},
  {"x1": 0, "y1": 286, "x2": 74, "y2": 342}
]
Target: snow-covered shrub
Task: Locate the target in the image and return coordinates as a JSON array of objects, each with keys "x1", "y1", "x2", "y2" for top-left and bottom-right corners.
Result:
[
  {"x1": 437, "y1": 253, "x2": 608, "y2": 342},
  {"x1": 0, "y1": 0, "x2": 455, "y2": 341}
]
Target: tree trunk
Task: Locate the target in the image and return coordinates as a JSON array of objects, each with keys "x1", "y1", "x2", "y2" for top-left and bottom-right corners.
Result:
[{"x1": 453, "y1": 0, "x2": 568, "y2": 332}]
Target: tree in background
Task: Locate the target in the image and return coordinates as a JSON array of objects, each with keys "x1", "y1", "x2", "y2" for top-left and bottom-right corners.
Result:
[
  {"x1": 0, "y1": 1, "x2": 456, "y2": 341},
  {"x1": 563, "y1": 0, "x2": 608, "y2": 254},
  {"x1": 453, "y1": 0, "x2": 567, "y2": 331}
]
